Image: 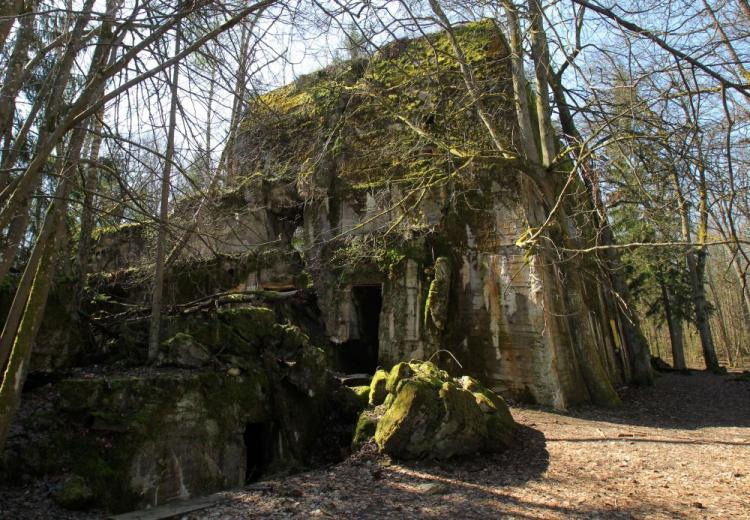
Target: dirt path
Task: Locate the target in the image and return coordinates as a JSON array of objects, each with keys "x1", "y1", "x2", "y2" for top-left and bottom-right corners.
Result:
[
  {"x1": 189, "y1": 372, "x2": 750, "y2": 519},
  {"x1": 2, "y1": 372, "x2": 748, "y2": 519}
]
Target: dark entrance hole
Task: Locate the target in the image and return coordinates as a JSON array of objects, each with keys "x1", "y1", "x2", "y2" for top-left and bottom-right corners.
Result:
[
  {"x1": 243, "y1": 422, "x2": 272, "y2": 483},
  {"x1": 338, "y1": 284, "x2": 382, "y2": 375}
]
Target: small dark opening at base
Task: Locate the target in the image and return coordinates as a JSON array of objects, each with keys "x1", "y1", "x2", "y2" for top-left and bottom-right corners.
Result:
[
  {"x1": 337, "y1": 284, "x2": 382, "y2": 374},
  {"x1": 243, "y1": 422, "x2": 271, "y2": 483}
]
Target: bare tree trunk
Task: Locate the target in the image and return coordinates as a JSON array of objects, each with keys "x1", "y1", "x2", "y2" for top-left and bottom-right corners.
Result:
[
  {"x1": 0, "y1": 125, "x2": 86, "y2": 372},
  {"x1": 737, "y1": 0, "x2": 750, "y2": 24},
  {"x1": 0, "y1": 197, "x2": 31, "y2": 283},
  {"x1": 148, "y1": 31, "x2": 181, "y2": 361},
  {"x1": 670, "y1": 167, "x2": 720, "y2": 372},
  {"x1": 226, "y1": 21, "x2": 250, "y2": 182},
  {"x1": 659, "y1": 276, "x2": 686, "y2": 370},
  {"x1": 76, "y1": 113, "x2": 105, "y2": 289},
  {"x1": 707, "y1": 266, "x2": 735, "y2": 367},
  {"x1": 0, "y1": 0, "x2": 38, "y2": 175},
  {"x1": 427, "y1": 0, "x2": 515, "y2": 161},
  {"x1": 0, "y1": 0, "x2": 96, "y2": 268},
  {"x1": 526, "y1": 0, "x2": 556, "y2": 166},
  {"x1": 0, "y1": 127, "x2": 84, "y2": 450},
  {"x1": 729, "y1": 253, "x2": 750, "y2": 326},
  {"x1": 499, "y1": 1, "x2": 538, "y2": 163},
  {"x1": 0, "y1": 207, "x2": 62, "y2": 452},
  {"x1": 0, "y1": 0, "x2": 24, "y2": 56}
]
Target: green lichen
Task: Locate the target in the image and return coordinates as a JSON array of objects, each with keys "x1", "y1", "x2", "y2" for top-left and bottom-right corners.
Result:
[
  {"x1": 368, "y1": 369, "x2": 388, "y2": 406},
  {"x1": 385, "y1": 362, "x2": 414, "y2": 393},
  {"x1": 424, "y1": 257, "x2": 451, "y2": 332},
  {"x1": 91, "y1": 221, "x2": 146, "y2": 241},
  {"x1": 351, "y1": 410, "x2": 379, "y2": 451}
]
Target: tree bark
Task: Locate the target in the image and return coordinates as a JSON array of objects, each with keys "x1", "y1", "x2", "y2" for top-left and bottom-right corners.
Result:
[
  {"x1": 659, "y1": 276, "x2": 686, "y2": 370},
  {"x1": 0, "y1": 197, "x2": 30, "y2": 284},
  {"x1": 75, "y1": 113, "x2": 105, "y2": 289},
  {"x1": 499, "y1": 1, "x2": 539, "y2": 163},
  {"x1": 526, "y1": 0, "x2": 556, "y2": 166},
  {"x1": 0, "y1": 0, "x2": 38, "y2": 175},
  {"x1": 0, "y1": 0, "x2": 24, "y2": 56},
  {"x1": 0, "y1": 124, "x2": 86, "y2": 372},
  {"x1": 670, "y1": 167, "x2": 720, "y2": 372},
  {"x1": 148, "y1": 30, "x2": 181, "y2": 361},
  {"x1": 707, "y1": 266, "x2": 735, "y2": 367},
  {"x1": 0, "y1": 194, "x2": 64, "y2": 452}
]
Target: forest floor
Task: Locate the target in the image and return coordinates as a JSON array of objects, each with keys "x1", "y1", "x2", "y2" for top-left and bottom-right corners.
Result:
[
  {"x1": 2, "y1": 370, "x2": 749, "y2": 519},
  {"x1": 188, "y1": 371, "x2": 750, "y2": 520}
]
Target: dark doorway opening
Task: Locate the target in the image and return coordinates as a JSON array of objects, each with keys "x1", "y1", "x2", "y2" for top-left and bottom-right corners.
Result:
[
  {"x1": 243, "y1": 422, "x2": 272, "y2": 483},
  {"x1": 338, "y1": 284, "x2": 382, "y2": 375}
]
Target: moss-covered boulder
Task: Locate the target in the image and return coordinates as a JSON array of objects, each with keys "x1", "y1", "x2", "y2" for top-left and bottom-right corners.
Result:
[
  {"x1": 368, "y1": 368, "x2": 388, "y2": 406},
  {"x1": 355, "y1": 362, "x2": 515, "y2": 459},
  {"x1": 352, "y1": 410, "x2": 379, "y2": 451}
]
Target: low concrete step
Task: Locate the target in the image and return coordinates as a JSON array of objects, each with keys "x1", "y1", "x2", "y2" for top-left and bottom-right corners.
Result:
[{"x1": 109, "y1": 493, "x2": 225, "y2": 520}]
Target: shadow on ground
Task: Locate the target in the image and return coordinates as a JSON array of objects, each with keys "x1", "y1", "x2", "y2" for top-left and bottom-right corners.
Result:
[{"x1": 547, "y1": 371, "x2": 750, "y2": 431}]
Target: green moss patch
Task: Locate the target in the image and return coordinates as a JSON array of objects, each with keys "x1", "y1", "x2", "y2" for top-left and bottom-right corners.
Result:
[{"x1": 354, "y1": 361, "x2": 515, "y2": 459}]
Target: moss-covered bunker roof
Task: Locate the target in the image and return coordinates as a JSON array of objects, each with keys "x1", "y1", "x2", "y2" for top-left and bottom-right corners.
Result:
[{"x1": 237, "y1": 20, "x2": 516, "y2": 191}]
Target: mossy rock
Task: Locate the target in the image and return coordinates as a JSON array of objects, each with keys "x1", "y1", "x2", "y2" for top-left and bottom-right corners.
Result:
[
  {"x1": 375, "y1": 378, "x2": 444, "y2": 458},
  {"x1": 352, "y1": 385, "x2": 371, "y2": 406},
  {"x1": 369, "y1": 369, "x2": 388, "y2": 406},
  {"x1": 385, "y1": 361, "x2": 448, "y2": 394},
  {"x1": 352, "y1": 410, "x2": 380, "y2": 451},
  {"x1": 385, "y1": 362, "x2": 413, "y2": 393},
  {"x1": 368, "y1": 362, "x2": 515, "y2": 459}
]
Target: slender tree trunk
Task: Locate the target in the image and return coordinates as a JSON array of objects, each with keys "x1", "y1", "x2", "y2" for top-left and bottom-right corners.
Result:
[
  {"x1": 0, "y1": 197, "x2": 31, "y2": 283},
  {"x1": 0, "y1": 210, "x2": 62, "y2": 452},
  {"x1": 499, "y1": 1, "x2": 539, "y2": 163},
  {"x1": 227, "y1": 22, "x2": 250, "y2": 182},
  {"x1": 0, "y1": 137, "x2": 81, "y2": 449},
  {"x1": 0, "y1": 215, "x2": 60, "y2": 452},
  {"x1": 0, "y1": 126, "x2": 86, "y2": 372},
  {"x1": 659, "y1": 276, "x2": 686, "y2": 370},
  {"x1": 76, "y1": 113, "x2": 105, "y2": 289},
  {"x1": 737, "y1": 0, "x2": 750, "y2": 24},
  {"x1": 526, "y1": 0, "x2": 556, "y2": 166},
  {"x1": 427, "y1": 0, "x2": 515, "y2": 161},
  {"x1": 148, "y1": 31, "x2": 181, "y2": 361},
  {"x1": 707, "y1": 267, "x2": 735, "y2": 366},
  {"x1": 0, "y1": 0, "x2": 24, "y2": 56},
  {"x1": 0, "y1": 0, "x2": 95, "y2": 264},
  {"x1": 729, "y1": 252, "x2": 750, "y2": 326},
  {"x1": 670, "y1": 167, "x2": 720, "y2": 372},
  {"x1": 0, "y1": 0, "x2": 38, "y2": 175},
  {"x1": 693, "y1": 249, "x2": 720, "y2": 370}
]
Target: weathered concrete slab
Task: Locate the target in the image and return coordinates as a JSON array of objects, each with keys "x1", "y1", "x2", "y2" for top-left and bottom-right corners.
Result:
[{"x1": 109, "y1": 493, "x2": 225, "y2": 520}]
